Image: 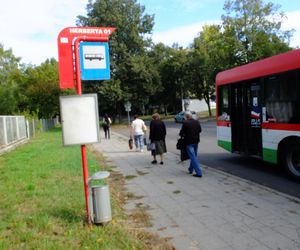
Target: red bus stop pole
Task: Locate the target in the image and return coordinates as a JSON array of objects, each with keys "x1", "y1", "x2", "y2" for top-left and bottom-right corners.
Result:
[
  {"x1": 73, "y1": 36, "x2": 110, "y2": 225},
  {"x1": 74, "y1": 39, "x2": 90, "y2": 225}
]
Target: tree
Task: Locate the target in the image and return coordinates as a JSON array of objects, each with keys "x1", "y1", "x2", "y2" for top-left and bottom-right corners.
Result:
[
  {"x1": 222, "y1": 0, "x2": 292, "y2": 63},
  {"x1": 21, "y1": 59, "x2": 60, "y2": 118},
  {"x1": 0, "y1": 44, "x2": 22, "y2": 115},
  {"x1": 185, "y1": 0, "x2": 294, "y2": 117},
  {"x1": 189, "y1": 25, "x2": 228, "y2": 116},
  {"x1": 158, "y1": 46, "x2": 191, "y2": 113},
  {"x1": 125, "y1": 54, "x2": 161, "y2": 110},
  {"x1": 147, "y1": 43, "x2": 172, "y2": 114},
  {"x1": 83, "y1": 79, "x2": 123, "y2": 121},
  {"x1": 77, "y1": 0, "x2": 156, "y2": 115}
]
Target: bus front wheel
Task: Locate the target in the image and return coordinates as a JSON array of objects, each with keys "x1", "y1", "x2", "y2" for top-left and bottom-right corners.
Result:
[{"x1": 282, "y1": 142, "x2": 300, "y2": 180}]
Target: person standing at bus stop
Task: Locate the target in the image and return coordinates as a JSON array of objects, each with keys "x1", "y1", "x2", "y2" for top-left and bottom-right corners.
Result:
[
  {"x1": 131, "y1": 114, "x2": 147, "y2": 152},
  {"x1": 149, "y1": 113, "x2": 167, "y2": 164},
  {"x1": 179, "y1": 111, "x2": 202, "y2": 177}
]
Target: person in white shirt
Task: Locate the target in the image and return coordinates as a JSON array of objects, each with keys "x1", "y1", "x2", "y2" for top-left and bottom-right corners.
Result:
[{"x1": 131, "y1": 114, "x2": 146, "y2": 152}]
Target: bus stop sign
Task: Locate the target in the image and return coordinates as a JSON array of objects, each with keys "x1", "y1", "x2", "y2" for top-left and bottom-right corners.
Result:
[
  {"x1": 79, "y1": 42, "x2": 110, "y2": 80},
  {"x1": 57, "y1": 27, "x2": 115, "y2": 89}
]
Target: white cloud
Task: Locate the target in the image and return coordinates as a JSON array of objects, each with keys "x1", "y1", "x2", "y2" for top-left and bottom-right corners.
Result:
[
  {"x1": 152, "y1": 20, "x2": 220, "y2": 48},
  {"x1": 173, "y1": 0, "x2": 219, "y2": 13},
  {"x1": 282, "y1": 10, "x2": 300, "y2": 48},
  {"x1": 0, "y1": 0, "x2": 88, "y2": 65}
]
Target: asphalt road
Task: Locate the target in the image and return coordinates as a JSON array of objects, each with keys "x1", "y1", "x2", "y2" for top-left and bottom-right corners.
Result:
[{"x1": 113, "y1": 119, "x2": 300, "y2": 199}]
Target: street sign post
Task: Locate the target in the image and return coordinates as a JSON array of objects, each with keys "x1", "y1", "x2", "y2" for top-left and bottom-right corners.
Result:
[
  {"x1": 124, "y1": 101, "x2": 131, "y2": 125},
  {"x1": 57, "y1": 26, "x2": 115, "y2": 225}
]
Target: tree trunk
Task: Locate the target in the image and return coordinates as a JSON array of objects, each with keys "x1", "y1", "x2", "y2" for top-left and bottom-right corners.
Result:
[{"x1": 204, "y1": 93, "x2": 212, "y2": 117}]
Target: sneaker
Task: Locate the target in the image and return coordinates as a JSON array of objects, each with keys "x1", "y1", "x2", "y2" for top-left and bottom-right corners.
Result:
[
  {"x1": 140, "y1": 149, "x2": 144, "y2": 152},
  {"x1": 151, "y1": 160, "x2": 157, "y2": 164},
  {"x1": 160, "y1": 161, "x2": 164, "y2": 165}
]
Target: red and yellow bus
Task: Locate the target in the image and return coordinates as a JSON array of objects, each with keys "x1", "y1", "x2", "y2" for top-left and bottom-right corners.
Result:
[{"x1": 216, "y1": 49, "x2": 300, "y2": 180}]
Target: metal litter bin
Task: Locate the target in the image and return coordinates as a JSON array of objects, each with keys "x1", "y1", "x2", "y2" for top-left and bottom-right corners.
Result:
[{"x1": 88, "y1": 171, "x2": 112, "y2": 224}]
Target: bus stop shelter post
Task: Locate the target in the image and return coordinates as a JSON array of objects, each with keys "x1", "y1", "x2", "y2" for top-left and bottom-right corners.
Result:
[
  {"x1": 74, "y1": 36, "x2": 110, "y2": 226},
  {"x1": 74, "y1": 38, "x2": 91, "y2": 226}
]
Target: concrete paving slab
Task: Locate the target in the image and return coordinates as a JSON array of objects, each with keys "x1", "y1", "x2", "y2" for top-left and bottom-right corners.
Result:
[{"x1": 92, "y1": 132, "x2": 300, "y2": 250}]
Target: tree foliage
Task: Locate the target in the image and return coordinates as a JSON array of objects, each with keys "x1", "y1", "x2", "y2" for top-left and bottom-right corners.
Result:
[
  {"x1": 76, "y1": 0, "x2": 295, "y2": 116},
  {"x1": 77, "y1": 0, "x2": 156, "y2": 115},
  {"x1": 0, "y1": 44, "x2": 22, "y2": 114},
  {"x1": 186, "y1": 0, "x2": 293, "y2": 115},
  {"x1": 0, "y1": 0, "x2": 297, "y2": 118},
  {"x1": 161, "y1": 46, "x2": 190, "y2": 112},
  {"x1": 20, "y1": 59, "x2": 60, "y2": 118},
  {"x1": 83, "y1": 79, "x2": 123, "y2": 118},
  {"x1": 188, "y1": 25, "x2": 225, "y2": 116},
  {"x1": 222, "y1": 0, "x2": 292, "y2": 63},
  {"x1": 148, "y1": 43, "x2": 175, "y2": 113}
]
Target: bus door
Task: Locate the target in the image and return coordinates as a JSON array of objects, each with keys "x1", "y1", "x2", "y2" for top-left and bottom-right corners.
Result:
[{"x1": 231, "y1": 82, "x2": 262, "y2": 156}]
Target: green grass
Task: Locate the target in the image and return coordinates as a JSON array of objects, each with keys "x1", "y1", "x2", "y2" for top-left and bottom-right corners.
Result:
[
  {"x1": 173, "y1": 190, "x2": 181, "y2": 194},
  {"x1": 124, "y1": 175, "x2": 137, "y2": 180},
  {"x1": 197, "y1": 109, "x2": 216, "y2": 118},
  {"x1": 0, "y1": 128, "x2": 161, "y2": 250},
  {"x1": 139, "y1": 114, "x2": 175, "y2": 121}
]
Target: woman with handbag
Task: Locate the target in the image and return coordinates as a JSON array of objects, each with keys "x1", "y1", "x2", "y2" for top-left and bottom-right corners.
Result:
[{"x1": 149, "y1": 113, "x2": 167, "y2": 164}]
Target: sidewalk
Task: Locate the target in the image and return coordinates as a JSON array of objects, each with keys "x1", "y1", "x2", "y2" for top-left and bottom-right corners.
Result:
[{"x1": 92, "y1": 132, "x2": 300, "y2": 250}]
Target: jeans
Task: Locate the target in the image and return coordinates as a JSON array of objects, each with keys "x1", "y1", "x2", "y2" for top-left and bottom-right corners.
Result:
[
  {"x1": 134, "y1": 134, "x2": 144, "y2": 151},
  {"x1": 186, "y1": 144, "x2": 202, "y2": 176}
]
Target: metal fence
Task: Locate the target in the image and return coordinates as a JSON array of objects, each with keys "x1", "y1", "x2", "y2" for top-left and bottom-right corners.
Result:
[{"x1": 0, "y1": 115, "x2": 59, "y2": 155}]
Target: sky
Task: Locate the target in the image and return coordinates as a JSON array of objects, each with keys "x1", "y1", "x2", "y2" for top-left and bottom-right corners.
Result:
[{"x1": 1, "y1": 0, "x2": 300, "y2": 66}]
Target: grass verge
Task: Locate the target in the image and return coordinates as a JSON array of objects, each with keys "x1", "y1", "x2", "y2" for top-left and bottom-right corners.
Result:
[{"x1": 0, "y1": 128, "x2": 173, "y2": 250}]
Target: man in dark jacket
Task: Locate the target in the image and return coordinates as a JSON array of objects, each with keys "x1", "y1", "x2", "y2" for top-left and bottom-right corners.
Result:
[{"x1": 179, "y1": 111, "x2": 202, "y2": 177}]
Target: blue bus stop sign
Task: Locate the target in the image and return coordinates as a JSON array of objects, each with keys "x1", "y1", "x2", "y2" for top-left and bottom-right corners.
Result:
[{"x1": 79, "y1": 42, "x2": 110, "y2": 80}]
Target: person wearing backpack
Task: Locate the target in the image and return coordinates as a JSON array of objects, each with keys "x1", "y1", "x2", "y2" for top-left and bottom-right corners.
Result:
[{"x1": 102, "y1": 114, "x2": 112, "y2": 139}]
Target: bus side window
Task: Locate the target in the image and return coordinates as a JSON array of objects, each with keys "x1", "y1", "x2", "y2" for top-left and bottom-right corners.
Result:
[
  {"x1": 266, "y1": 111, "x2": 276, "y2": 123},
  {"x1": 265, "y1": 70, "x2": 299, "y2": 124},
  {"x1": 218, "y1": 85, "x2": 230, "y2": 121}
]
